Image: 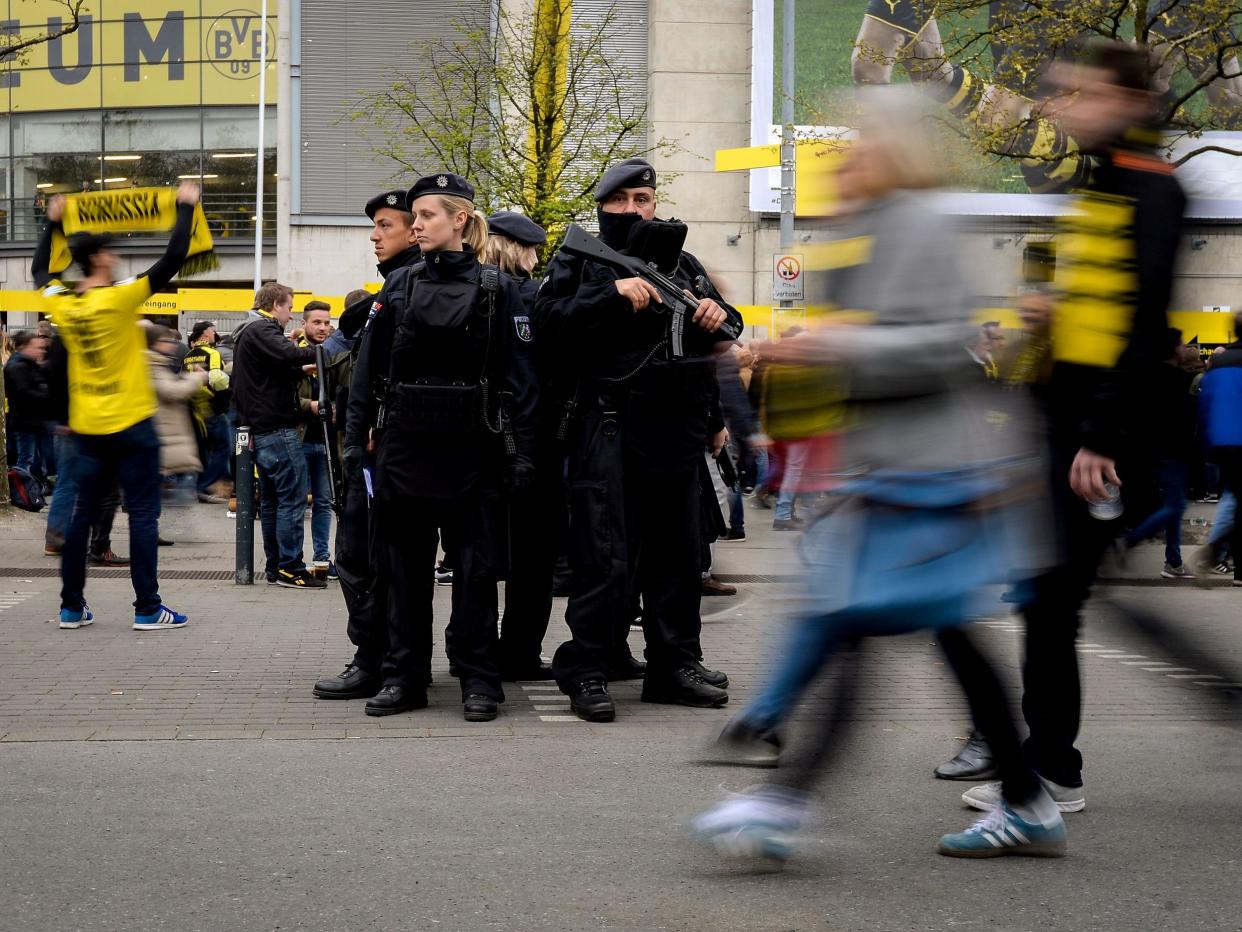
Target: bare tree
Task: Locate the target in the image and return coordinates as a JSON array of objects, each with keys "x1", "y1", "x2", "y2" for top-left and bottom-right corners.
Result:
[{"x1": 350, "y1": 1, "x2": 677, "y2": 258}]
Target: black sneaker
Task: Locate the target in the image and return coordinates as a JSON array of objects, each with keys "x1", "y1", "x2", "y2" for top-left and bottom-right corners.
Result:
[
  {"x1": 463, "y1": 693, "x2": 499, "y2": 722},
  {"x1": 724, "y1": 527, "x2": 747, "y2": 542},
  {"x1": 276, "y1": 568, "x2": 327, "y2": 589},
  {"x1": 709, "y1": 718, "x2": 782, "y2": 768},
  {"x1": 642, "y1": 665, "x2": 729, "y2": 708},
  {"x1": 434, "y1": 561, "x2": 453, "y2": 585},
  {"x1": 570, "y1": 680, "x2": 616, "y2": 723},
  {"x1": 265, "y1": 573, "x2": 280, "y2": 585}
]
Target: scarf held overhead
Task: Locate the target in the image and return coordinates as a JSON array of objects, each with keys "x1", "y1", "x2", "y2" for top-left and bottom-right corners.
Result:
[{"x1": 49, "y1": 187, "x2": 218, "y2": 277}]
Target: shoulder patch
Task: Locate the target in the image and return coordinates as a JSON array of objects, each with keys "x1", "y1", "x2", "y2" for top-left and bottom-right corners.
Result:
[{"x1": 513, "y1": 315, "x2": 533, "y2": 343}]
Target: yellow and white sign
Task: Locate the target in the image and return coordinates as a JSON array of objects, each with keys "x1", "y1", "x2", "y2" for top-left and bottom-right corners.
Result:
[{"x1": 1, "y1": 0, "x2": 277, "y2": 112}]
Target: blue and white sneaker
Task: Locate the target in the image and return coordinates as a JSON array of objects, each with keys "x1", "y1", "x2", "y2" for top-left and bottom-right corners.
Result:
[
  {"x1": 59, "y1": 604, "x2": 94, "y2": 629},
  {"x1": 937, "y1": 801, "x2": 1067, "y2": 858},
  {"x1": 689, "y1": 785, "x2": 807, "y2": 861},
  {"x1": 132, "y1": 605, "x2": 189, "y2": 631}
]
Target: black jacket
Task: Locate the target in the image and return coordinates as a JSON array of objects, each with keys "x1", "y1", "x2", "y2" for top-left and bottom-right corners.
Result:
[
  {"x1": 347, "y1": 248, "x2": 538, "y2": 498},
  {"x1": 231, "y1": 312, "x2": 317, "y2": 433},
  {"x1": 4, "y1": 353, "x2": 50, "y2": 432},
  {"x1": 1042, "y1": 144, "x2": 1186, "y2": 461}
]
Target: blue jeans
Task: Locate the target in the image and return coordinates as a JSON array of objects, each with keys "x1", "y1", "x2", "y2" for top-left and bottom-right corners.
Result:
[
  {"x1": 1209, "y1": 490, "x2": 1236, "y2": 557},
  {"x1": 19, "y1": 429, "x2": 55, "y2": 480},
  {"x1": 45, "y1": 433, "x2": 79, "y2": 546},
  {"x1": 302, "y1": 440, "x2": 333, "y2": 563},
  {"x1": 775, "y1": 440, "x2": 811, "y2": 521},
  {"x1": 255, "y1": 427, "x2": 309, "y2": 574},
  {"x1": 60, "y1": 419, "x2": 162, "y2": 615},
  {"x1": 1125, "y1": 459, "x2": 1187, "y2": 567},
  {"x1": 197, "y1": 414, "x2": 233, "y2": 493}
]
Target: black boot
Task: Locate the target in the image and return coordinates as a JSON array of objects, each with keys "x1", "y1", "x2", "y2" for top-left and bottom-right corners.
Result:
[
  {"x1": 463, "y1": 693, "x2": 499, "y2": 722},
  {"x1": 500, "y1": 661, "x2": 555, "y2": 682},
  {"x1": 313, "y1": 663, "x2": 381, "y2": 700},
  {"x1": 690, "y1": 659, "x2": 728, "y2": 688},
  {"x1": 606, "y1": 653, "x2": 647, "y2": 681},
  {"x1": 569, "y1": 680, "x2": 616, "y2": 722},
  {"x1": 709, "y1": 717, "x2": 782, "y2": 767},
  {"x1": 641, "y1": 665, "x2": 729, "y2": 708},
  {"x1": 934, "y1": 730, "x2": 998, "y2": 780},
  {"x1": 364, "y1": 685, "x2": 428, "y2": 717}
]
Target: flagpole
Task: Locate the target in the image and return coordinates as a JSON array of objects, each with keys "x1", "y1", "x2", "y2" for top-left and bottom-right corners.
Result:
[{"x1": 253, "y1": 0, "x2": 268, "y2": 291}]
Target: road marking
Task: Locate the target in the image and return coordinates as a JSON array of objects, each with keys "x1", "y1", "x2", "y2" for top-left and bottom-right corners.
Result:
[
  {"x1": 538, "y1": 715, "x2": 580, "y2": 722},
  {"x1": 533, "y1": 704, "x2": 570, "y2": 711},
  {"x1": 520, "y1": 685, "x2": 560, "y2": 692}
]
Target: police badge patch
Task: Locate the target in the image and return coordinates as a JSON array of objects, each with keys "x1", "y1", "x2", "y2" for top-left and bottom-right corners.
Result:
[
  {"x1": 386, "y1": 194, "x2": 398, "y2": 205},
  {"x1": 436, "y1": 175, "x2": 449, "y2": 188},
  {"x1": 513, "y1": 315, "x2": 533, "y2": 342}
]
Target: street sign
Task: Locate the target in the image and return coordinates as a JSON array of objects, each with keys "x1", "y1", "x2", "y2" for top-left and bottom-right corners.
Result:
[{"x1": 773, "y1": 253, "x2": 804, "y2": 301}]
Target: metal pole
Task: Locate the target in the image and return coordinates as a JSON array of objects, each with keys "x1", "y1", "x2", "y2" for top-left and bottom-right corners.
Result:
[
  {"x1": 234, "y1": 425, "x2": 255, "y2": 584},
  {"x1": 253, "y1": 0, "x2": 268, "y2": 291},
  {"x1": 779, "y1": 0, "x2": 795, "y2": 292}
]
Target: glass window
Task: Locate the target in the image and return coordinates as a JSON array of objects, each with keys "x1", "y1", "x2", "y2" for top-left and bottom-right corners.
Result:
[
  {"x1": 104, "y1": 108, "x2": 201, "y2": 152},
  {"x1": 12, "y1": 110, "x2": 102, "y2": 158},
  {"x1": 7, "y1": 111, "x2": 102, "y2": 241},
  {"x1": 203, "y1": 105, "x2": 274, "y2": 150}
]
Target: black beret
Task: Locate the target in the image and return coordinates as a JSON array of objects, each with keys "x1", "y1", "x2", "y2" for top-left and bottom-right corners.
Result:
[
  {"x1": 364, "y1": 190, "x2": 409, "y2": 219},
  {"x1": 594, "y1": 158, "x2": 657, "y2": 202},
  {"x1": 407, "y1": 172, "x2": 475, "y2": 207},
  {"x1": 487, "y1": 211, "x2": 547, "y2": 246}
]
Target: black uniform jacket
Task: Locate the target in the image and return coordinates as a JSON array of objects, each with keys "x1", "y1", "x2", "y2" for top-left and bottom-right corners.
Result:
[
  {"x1": 533, "y1": 245, "x2": 737, "y2": 469},
  {"x1": 347, "y1": 247, "x2": 538, "y2": 499}
]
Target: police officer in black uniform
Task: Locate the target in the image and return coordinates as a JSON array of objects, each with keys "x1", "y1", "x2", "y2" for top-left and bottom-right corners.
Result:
[
  {"x1": 533, "y1": 158, "x2": 741, "y2": 722},
  {"x1": 312, "y1": 190, "x2": 421, "y2": 701},
  {"x1": 481, "y1": 210, "x2": 560, "y2": 680},
  {"x1": 347, "y1": 173, "x2": 538, "y2": 721}
]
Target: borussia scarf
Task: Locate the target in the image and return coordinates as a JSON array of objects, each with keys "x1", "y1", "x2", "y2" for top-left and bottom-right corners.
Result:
[{"x1": 49, "y1": 187, "x2": 218, "y2": 277}]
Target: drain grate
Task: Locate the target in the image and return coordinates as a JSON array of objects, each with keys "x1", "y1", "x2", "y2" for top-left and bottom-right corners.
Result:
[{"x1": 0, "y1": 567, "x2": 236, "y2": 580}]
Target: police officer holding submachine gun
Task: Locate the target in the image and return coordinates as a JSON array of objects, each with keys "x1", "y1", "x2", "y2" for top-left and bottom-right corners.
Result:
[
  {"x1": 534, "y1": 158, "x2": 743, "y2": 722},
  {"x1": 313, "y1": 189, "x2": 422, "y2": 703},
  {"x1": 347, "y1": 172, "x2": 538, "y2": 722}
]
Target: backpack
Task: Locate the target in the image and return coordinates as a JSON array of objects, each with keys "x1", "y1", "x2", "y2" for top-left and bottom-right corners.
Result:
[{"x1": 8, "y1": 466, "x2": 46, "y2": 512}]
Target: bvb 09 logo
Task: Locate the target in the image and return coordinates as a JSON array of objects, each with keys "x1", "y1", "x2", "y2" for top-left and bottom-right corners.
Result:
[{"x1": 205, "y1": 9, "x2": 276, "y2": 80}]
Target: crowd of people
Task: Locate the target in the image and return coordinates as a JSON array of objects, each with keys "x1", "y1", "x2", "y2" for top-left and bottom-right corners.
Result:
[{"x1": 16, "y1": 38, "x2": 1242, "y2": 865}]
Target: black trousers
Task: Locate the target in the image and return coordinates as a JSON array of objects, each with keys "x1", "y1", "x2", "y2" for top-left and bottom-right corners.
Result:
[
  {"x1": 333, "y1": 466, "x2": 389, "y2": 674},
  {"x1": 775, "y1": 631, "x2": 1040, "y2": 808},
  {"x1": 552, "y1": 407, "x2": 703, "y2": 690},
  {"x1": 1018, "y1": 430, "x2": 1118, "y2": 788},
  {"x1": 379, "y1": 493, "x2": 504, "y2": 701},
  {"x1": 497, "y1": 442, "x2": 566, "y2": 671}
]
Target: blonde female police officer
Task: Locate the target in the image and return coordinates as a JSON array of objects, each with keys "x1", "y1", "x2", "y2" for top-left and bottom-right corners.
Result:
[{"x1": 346, "y1": 173, "x2": 538, "y2": 721}]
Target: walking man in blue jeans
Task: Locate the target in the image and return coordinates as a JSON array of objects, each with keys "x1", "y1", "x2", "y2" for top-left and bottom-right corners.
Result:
[
  {"x1": 31, "y1": 184, "x2": 201, "y2": 631},
  {"x1": 231, "y1": 282, "x2": 324, "y2": 589}
]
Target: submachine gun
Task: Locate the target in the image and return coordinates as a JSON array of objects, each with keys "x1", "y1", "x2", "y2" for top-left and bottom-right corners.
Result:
[{"x1": 559, "y1": 222, "x2": 744, "y2": 357}]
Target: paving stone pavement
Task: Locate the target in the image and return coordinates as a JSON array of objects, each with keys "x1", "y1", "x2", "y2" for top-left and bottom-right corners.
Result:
[{"x1": 0, "y1": 499, "x2": 1237, "y2": 741}]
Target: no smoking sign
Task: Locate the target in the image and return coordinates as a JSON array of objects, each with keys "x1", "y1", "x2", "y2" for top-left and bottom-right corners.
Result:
[{"x1": 772, "y1": 253, "x2": 804, "y2": 301}]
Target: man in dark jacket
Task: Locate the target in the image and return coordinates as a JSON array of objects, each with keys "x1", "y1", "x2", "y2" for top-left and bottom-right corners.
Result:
[
  {"x1": 1197, "y1": 317, "x2": 1242, "y2": 585},
  {"x1": 232, "y1": 281, "x2": 321, "y2": 589},
  {"x1": 957, "y1": 43, "x2": 1187, "y2": 812},
  {"x1": 5, "y1": 330, "x2": 51, "y2": 482}
]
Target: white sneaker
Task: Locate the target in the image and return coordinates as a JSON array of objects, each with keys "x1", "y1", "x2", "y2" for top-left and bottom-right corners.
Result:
[
  {"x1": 690, "y1": 786, "x2": 807, "y2": 860},
  {"x1": 962, "y1": 775, "x2": 1085, "y2": 813},
  {"x1": 1161, "y1": 562, "x2": 1194, "y2": 579}
]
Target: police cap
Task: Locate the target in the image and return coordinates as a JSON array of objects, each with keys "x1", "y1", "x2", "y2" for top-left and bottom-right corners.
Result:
[
  {"x1": 406, "y1": 172, "x2": 475, "y2": 207},
  {"x1": 594, "y1": 158, "x2": 657, "y2": 202},
  {"x1": 365, "y1": 190, "x2": 410, "y2": 220},
  {"x1": 487, "y1": 211, "x2": 547, "y2": 246}
]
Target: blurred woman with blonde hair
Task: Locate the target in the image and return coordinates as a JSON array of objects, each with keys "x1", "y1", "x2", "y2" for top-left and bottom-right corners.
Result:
[{"x1": 484, "y1": 211, "x2": 547, "y2": 311}]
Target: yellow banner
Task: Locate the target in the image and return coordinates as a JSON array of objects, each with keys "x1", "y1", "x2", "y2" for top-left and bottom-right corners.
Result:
[{"x1": 1, "y1": 0, "x2": 277, "y2": 113}]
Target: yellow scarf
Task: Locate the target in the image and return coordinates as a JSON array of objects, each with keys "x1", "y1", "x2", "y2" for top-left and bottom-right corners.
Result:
[{"x1": 49, "y1": 187, "x2": 218, "y2": 277}]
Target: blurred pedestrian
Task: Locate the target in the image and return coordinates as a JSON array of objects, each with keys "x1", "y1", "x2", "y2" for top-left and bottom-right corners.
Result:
[
  {"x1": 147, "y1": 326, "x2": 209, "y2": 520},
  {"x1": 4, "y1": 330, "x2": 52, "y2": 486},
  {"x1": 296, "y1": 300, "x2": 336, "y2": 577},
  {"x1": 694, "y1": 88, "x2": 1064, "y2": 861},
  {"x1": 182, "y1": 320, "x2": 232, "y2": 504}
]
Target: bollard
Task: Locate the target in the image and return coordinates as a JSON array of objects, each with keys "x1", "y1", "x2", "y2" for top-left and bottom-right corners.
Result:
[{"x1": 234, "y1": 425, "x2": 255, "y2": 585}]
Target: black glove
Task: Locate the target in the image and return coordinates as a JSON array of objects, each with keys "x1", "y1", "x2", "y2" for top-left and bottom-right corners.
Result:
[
  {"x1": 343, "y1": 445, "x2": 363, "y2": 477},
  {"x1": 506, "y1": 462, "x2": 535, "y2": 497}
]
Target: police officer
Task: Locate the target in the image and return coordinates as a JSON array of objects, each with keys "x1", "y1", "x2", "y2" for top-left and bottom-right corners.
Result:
[
  {"x1": 482, "y1": 211, "x2": 559, "y2": 680},
  {"x1": 533, "y1": 158, "x2": 741, "y2": 722},
  {"x1": 347, "y1": 173, "x2": 538, "y2": 721},
  {"x1": 312, "y1": 189, "x2": 421, "y2": 701}
]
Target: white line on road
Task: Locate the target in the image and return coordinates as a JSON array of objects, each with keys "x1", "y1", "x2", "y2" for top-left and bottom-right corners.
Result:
[{"x1": 538, "y1": 715, "x2": 579, "y2": 722}]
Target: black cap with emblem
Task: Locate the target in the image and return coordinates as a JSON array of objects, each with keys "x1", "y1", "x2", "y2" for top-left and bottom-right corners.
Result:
[
  {"x1": 406, "y1": 172, "x2": 475, "y2": 207},
  {"x1": 594, "y1": 158, "x2": 656, "y2": 203},
  {"x1": 364, "y1": 190, "x2": 410, "y2": 220},
  {"x1": 487, "y1": 211, "x2": 547, "y2": 246}
]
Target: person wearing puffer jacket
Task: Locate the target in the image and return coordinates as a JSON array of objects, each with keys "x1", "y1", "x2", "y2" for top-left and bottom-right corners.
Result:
[{"x1": 146, "y1": 326, "x2": 208, "y2": 521}]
